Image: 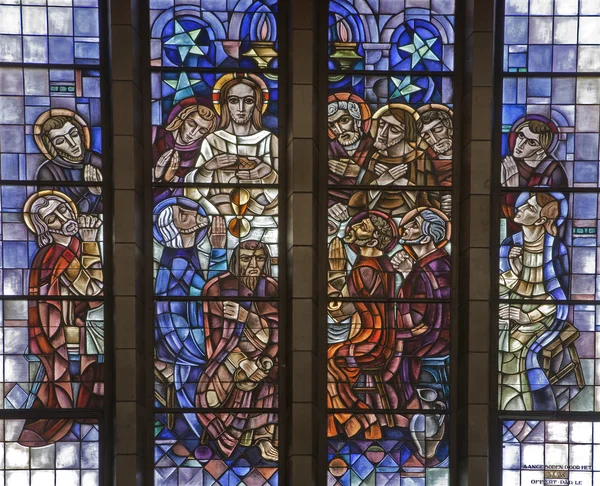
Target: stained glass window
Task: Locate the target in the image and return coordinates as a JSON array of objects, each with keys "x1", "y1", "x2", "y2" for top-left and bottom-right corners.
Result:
[
  {"x1": 326, "y1": 1, "x2": 454, "y2": 484},
  {"x1": 0, "y1": 1, "x2": 106, "y2": 485},
  {"x1": 149, "y1": 1, "x2": 281, "y2": 484},
  {"x1": 497, "y1": 0, "x2": 600, "y2": 484}
]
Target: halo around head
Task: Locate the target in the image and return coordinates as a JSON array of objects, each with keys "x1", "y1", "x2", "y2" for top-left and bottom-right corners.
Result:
[
  {"x1": 152, "y1": 196, "x2": 209, "y2": 245},
  {"x1": 327, "y1": 92, "x2": 372, "y2": 136},
  {"x1": 212, "y1": 73, "x2": 269, "y2": 116},
  {"x1": 345, "y1": 210, "x2": 399, "y2": 254},
  {"x1": 370, "y1": 103, "x2": 420, "y2": 140},
  {"x1": 23, "y1": 190, "x2": 78, "y2": 234},
  {"x1": 33, "y1": 109, "x2": 91, "y2": 160},
  {"x1": 416, "y1": 104, "x2": 454, "y2": 118},
  {"x1": 509, "y1": 114, "x2": 560, "y2": 155},
  {"x1": 399, "y1": 206, "x2": 451, "y2": 249}
]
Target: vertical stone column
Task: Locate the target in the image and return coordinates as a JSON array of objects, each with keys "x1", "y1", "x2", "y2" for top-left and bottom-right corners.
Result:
[
  {"x1": 286, "y1": 0, "x2": 319, "y2": 483},
  {"x1": 110, "y1": 1, "x2": 148, "y2": 484},
  {"x1": 458, "y1": 0, "x2": 494, "y2": 484}
]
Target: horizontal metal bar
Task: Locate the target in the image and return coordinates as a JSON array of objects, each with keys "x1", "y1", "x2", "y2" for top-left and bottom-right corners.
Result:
[
  {"x1": 0, "y1": 62, "x2": 101, "y2": 70},
  {"x1": 325, "y1": 408, "x2": 451, "y2": 415},
  {"x1": 502, "y1": 71, "x2": 600, "y2": 78},
  {"x1": 499, "y1": 187, "x2": 600, "y2": 194},
  {"x1": 0, "y1": 409, "x2": 104, "y2": 419},
  {"x1": 327, "y1": 69, "x2": 455, "y2": 78},
  {"x1": 152, "y1": 182, "x2": 280, "y2": 189},
  {"x1": 150, "y1": 66, "x2": 279, "y2": 75},
  {"x1": 154, "y1": 407, "x2": 280, "y2": 414},
  {"x1": 327, "y1": 184, "x2": 453, "y2": 192}
]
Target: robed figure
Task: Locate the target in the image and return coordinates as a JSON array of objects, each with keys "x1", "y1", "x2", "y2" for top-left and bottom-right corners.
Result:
[
  {"x1": 196, "y1": 241, "x2": 279, "y2": 462},
  {"x1": 153, "y1": 197, "x2": 227, "y2": 446},
  {"x1": 326, "y1": 211, "x2": 398, "y2": 439},
  {"x1": 19, "y1": 191, "x2": 104, "y2": 446},
  {"x1": 498, "y1": 192, "x2": 569, "y2": 411}
]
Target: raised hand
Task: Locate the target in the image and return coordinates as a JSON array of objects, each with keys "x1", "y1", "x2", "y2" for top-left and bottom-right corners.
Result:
[
  {"x1": 163, "y1": 151, "x2": 180, "y2": 182},
  {"x1": 205, "y1": 154, "x2": 238, "y2": 170},
  {"x1": 84, "y1": 165, "x2": 103, "y2": 195},
  {"x1": 328, "y1": 237, "x2": 347, "y2": 272},
  {"x1": 209, "y1": 216, "x2": 227, "y2": 249},
  {"x1": 154, "y1": 149, "x2": 174, "y2": 181},
  {"x1": 328, "y1": 202, "x2": 349, "y2": 222},
  {"x1": 77, "y1": 214, "x2": 102, "y2": 242},
  {"x1": 391, "y1": 250, "x2": 413, "y2": 276},
  {"x1": 329, "y1": 159, "x2": 348, "y2": 176}
]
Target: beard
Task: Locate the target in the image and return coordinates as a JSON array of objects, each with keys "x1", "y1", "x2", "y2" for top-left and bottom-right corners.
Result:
[
  {"x1": 337, "y1": 131, "x2": 360, "y2": 147},
  {"x1": 232, "y1": 112, "x2": 251, "y2": 124},
  {"x1": 240, "y1": 275, "x2": 260, "y2": 290},
  {"x1": 56, "y1": 146, "x2": 85, "y2": 163},
  {"x1": 344, "y1": 229, "x2": 372, "y2": 247},
  {"x1": 374, "y1": 135, "x2": 405, "y2": 152},
  {"x1": 432, "y1": 139, "x2": 452, "y2": 155},
  {"x1": 49, "y1": 220, "x2": 79, "y2": 236}
]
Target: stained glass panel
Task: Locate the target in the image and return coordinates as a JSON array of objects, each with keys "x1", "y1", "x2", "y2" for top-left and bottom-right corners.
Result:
[
  {"x1": 328, "y1": 0, "x2": 455, "y2": 72},
  {"x1": 326, "y1": 1, "x2": 453, "y2": 484},
  {"x1": 0, "y1": 0, "x2": 107, "y2": 483},
  {"x1": 149, "y1": 0, "x2": 278, "y2": 70},
  {"x1": 0, "y1": 1, "x2": 100, "y2": 65},
  {"x1": 151, "y1": 2, "x2": 282, "y2": 482},
  {"x1": 0, "y1": 419, "x2": 100, "y2": 486},
  {"x1": 504, "y1": 0, "x2": 600, "y2": 73},
  {"x1": 502, "y1": 420, "x2": 600, "y2": 486}
]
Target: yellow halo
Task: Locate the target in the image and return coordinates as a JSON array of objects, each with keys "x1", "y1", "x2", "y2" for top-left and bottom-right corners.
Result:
[
  {"x1": 33, "y1": 109, "x2": 91, "y2": 160},
  {"x1": 212, "y1": 73, "x2": 269, "y2": 116},
  {"x1": 23, "y1": 190, "x2": 78, "y2": 234}
]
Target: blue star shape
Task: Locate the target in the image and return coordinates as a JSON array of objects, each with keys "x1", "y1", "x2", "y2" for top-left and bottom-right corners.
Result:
[
  {"x1": 165, "y1": 20, "x2": 206, "y2": 62},
  {"x1": 398, "y1": 31, "x2": 440, "y2": 69},
  {"x1": 164, "y1": 72, "x2": 201, "y2": 102},
  {"x1": 390, "y1": 76, "x2": 423, "y2": 103}
]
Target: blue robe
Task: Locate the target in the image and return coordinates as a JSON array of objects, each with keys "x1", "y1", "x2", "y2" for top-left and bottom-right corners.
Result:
[{"x1": 155, "y1": 245, "x2": 227, "y2": 436}]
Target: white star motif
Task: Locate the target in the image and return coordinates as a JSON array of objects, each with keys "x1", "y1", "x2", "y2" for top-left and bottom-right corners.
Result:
[
  {"x1": 399, "y1": 32, "x2": 440, "y2": 69},
  {"x1": 390, "y1": 76, "x2": 423, "y2": 102},
  {"x1": 165, "y1": 20, "x2": 206, "y2": 62}
]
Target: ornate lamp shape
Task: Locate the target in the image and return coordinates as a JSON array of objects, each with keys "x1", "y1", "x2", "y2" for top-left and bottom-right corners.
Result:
[
  {"x1": 330, "y1": 16, "x2": 361, "y2": 71},
  {"x1": 228, "y1": 187, "x2": 251, "y2": 238},
  {"x1": 243, "y1": 13, "x2": 278, "y2": 69}
]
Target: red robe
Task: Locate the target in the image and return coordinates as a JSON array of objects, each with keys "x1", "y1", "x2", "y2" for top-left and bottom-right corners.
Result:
[
  {"x1": 19, "y1": 238, "x2": 104, "y2": 447},
  {"x1": 196, "y1": 272, "x2": 278, "y2": 457},
  {"x1": 327, "y1": 254, "x2": 396, "y2": 438}
]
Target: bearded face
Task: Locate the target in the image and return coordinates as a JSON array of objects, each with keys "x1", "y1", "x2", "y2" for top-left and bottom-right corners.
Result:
[
  {"x1": 238, "y1": 248, "x2": 267, "y2": 290},
  {"x1": 328, "y1": 110, "x2": 362, "y2": 146},
  {"x1": 421, "y1": 119, "x2": 453, "y2": 156},
  {"x1": 374, "y1": 114, "x2": 406, "y2": 152},
  {"x1": 48, "y1": 122, "x2": 85, "y2": 162},
  {"x1": 344, "y1": 217, "x2": 376, "y2": 247},
  {"x1": 40, "y1": 201, "x2": 79, "y2": 237}
]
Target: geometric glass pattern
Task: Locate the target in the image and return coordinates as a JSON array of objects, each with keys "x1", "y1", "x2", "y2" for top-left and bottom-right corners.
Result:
[
  {"x1": 498, "y1": 0, "x2": 600, "y2": 483},
  {"x1": 326, "y1": 1, "x2": 454, "y2": 484},
  {"x1": 0, "y1": 1, "x2": 106, "y2": 484},
  {"x1": 150, "y1": 1, "x2": 281, "y2": 483}
]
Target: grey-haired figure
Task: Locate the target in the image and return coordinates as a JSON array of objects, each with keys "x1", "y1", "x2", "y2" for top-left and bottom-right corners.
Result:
[{"x1": 327, "y1": 93, "x2": 374, "y2": 204}]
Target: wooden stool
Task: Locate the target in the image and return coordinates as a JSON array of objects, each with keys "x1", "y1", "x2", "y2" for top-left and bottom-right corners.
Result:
[
  {"x1": 352, "y1": 369, "x2": 395, "y2": 427},
  {"x1": 540, "y1": 322, "x2": 585, "y2": 388}
]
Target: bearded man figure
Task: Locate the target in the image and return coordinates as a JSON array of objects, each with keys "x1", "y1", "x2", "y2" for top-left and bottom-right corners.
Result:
[
  {"x1": 186, "y1": 75, "x2": 278, "y2": 216},
  {"x1": 349, "y1": 104, "x2": 435, "y2": 216},
  {"x1": 19, "y1": 191, "x2": 104, "y2": 446},
  {"x1": 417, "y1": 105, "x2": 453, "y2": 187},
  {"x1": 196, "y1": 241, "x2": 279, "y2": 462},
  {"x1": 34, "y1": 110, "x2": 103, "y2": 213},
  {"x1": 327, "y1": 93, "x2": 374, "y2": 205},
  {"x1": 326, "y1": 211, "x2": 398, "y2": 439}
]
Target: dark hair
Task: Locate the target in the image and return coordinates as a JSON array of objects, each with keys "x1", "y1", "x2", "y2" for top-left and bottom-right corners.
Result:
[
  {"x1": 535, "y1": 192, "x2": 559, "y2": 236},
  {"x1": 368, "y1": 213, "x2": 395, "y2": 251},
  {"x1": 516, "y1": 119, "x2": 554, "y2": 152},
  {"x1": 219, "y1": 78, "x2": 264, "y2": 130},
  {"x1": 41, "y1": 116, "x2": 85, "y2": 159},
  {"x1": 229, "y1": 240, "x2": 272, "y2": 275},
  {"x1": 383, "y1": 107, "x2": 418, "y2": 143},
  {"x1": 416, "y1": 109, "x2": 453, "y2": 132}
]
